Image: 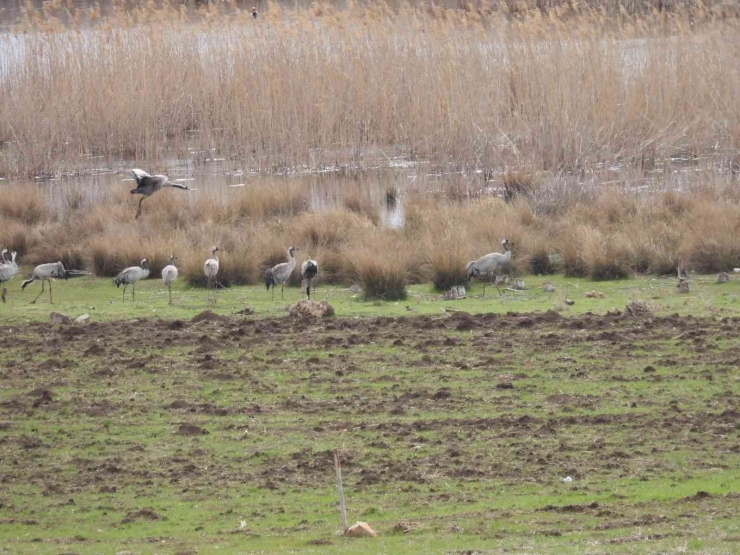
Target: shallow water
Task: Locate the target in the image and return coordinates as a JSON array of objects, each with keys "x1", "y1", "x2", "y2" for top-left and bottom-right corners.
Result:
[
  {"x1": 6, "y1": 150, "x2": 736, "y2": 232},
  {"x1": 15, "y1": 159, "x2": 412, "y2": 227}
]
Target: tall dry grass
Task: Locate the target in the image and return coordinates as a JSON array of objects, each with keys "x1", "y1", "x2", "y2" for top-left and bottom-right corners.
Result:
[
  {"x1": 2, "y1": 4, "x2": 740, "y2": 179},
  {"x1": 4, "y1": 2, "x2": 740, "y2": 295},
  {"x1": 344, "y1": 230, "x2": 413, "y2": 300},
  {"x1": 4, "y1": 177, "x2": 740, "y2": 292}
]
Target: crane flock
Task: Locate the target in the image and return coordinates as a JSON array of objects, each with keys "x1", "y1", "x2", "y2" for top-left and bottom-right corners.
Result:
[
  {"x1": 1, "y1": 238, "x2": 512, "y2": 305},
  {"x1": 0, "y1": 169, "x2": 515, "y2": 306}
]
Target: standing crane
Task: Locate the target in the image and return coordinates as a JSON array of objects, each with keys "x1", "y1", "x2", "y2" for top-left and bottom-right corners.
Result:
[
  {"x1": 204, "y1": 246, "x2": 220, "y2": 303},
  {"x1": 21, "y1": 261, "x2": 68, "y2": 304},
  {"x1": 265, "y1": 246, "x2": 297, "y2": 300},
  {"x1": 466, "y1": 239, "x2": 512, "y2": 296},
  {"x1": 0, "y1": 249, "x2": 19, "y2": 304},
  {"x1": 161, "y1": 255, "x2": 179, "y2": 304},
  {"x1": 301, "y1": 257, "x2": 319, "y2": 299},
  {"x1": 114, "y1": 259, "x2": 150, "y2": 301},
  {"x1": 129, "y1": 169, "x2": 191, "y2": 220}
]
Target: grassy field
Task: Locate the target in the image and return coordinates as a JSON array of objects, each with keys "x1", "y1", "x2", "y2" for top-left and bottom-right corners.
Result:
[
  {"x1": 3, "y1": 272, "x2": 740, "y2": 324},
  {"x1": 1, "y1": 275, "x2": 739, "y2": 554}
]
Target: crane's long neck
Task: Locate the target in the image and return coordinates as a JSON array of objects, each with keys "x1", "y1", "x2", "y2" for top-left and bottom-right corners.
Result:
[{"x1": 211, "y1": 250, "x2": 219, "y2": 262}]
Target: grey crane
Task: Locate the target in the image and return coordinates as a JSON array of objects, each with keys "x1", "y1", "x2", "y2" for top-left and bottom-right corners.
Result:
[
  {"x1": 161, "y1": 255, "x2": 179, "y2": 304},
  {"x1": 301, "y1": 257, "x2": 319, "y2": 299},
  {"x1": 114, "y1": 259, "x2": 150, "y2": 301},
  {"x1": 21, "y1": 261, "x2": 67, "y2": 304},
  {"x1": 130, "y1": 169, "x2": 191, "y2": 220},
  {"x1": 0, "y1": 249, "x2": 19, "y2": 303},
  {"x1": 203, "y1": 247, "x2": 220, "y2": 303},
  {"x1": 466, "y1": 239, "x2": 512, "y2": 296},
  {"x1": 265, "y1": 246, "x2": 298, "y2": 300}
]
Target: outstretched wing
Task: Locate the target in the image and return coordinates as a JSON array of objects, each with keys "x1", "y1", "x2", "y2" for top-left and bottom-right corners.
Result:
[
  {"x1": 131, "y1": 169, "x2": 151, "y2": 185},
  {"x1": 153, "y1": 174, "x2": 171, "y2": 183}
]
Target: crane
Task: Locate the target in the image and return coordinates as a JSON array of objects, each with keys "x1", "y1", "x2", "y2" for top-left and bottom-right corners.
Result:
[
  {"x1": 129, "y1": 169, "x2": 191, "y2": 220},
  {"x1": 113, "y1": 259, "x2": 150, "y2": 301},
  {"x1": 161, "y1": 255, "x2": 178, "y2": 304},
  {"x1": 466, "y1": 239, "x2": 512, "y2": 296},
  {"x1": 204, "y1": 247, "x2": 220, "y2": 303},
  {"x1": 265, "y1": 246, "x2": 297, "y2": 300},
  {"x1": 0, "y1": 249, "x2": 19, "y2": 304},
  {"x1": 301, "y1": 257, "x2": 319, "y2": 299},
  {"x1": 21, "y1": 261, "x2": 68, "y2": 304}
]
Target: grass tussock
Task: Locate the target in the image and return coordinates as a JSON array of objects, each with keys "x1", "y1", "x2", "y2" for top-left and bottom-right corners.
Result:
[
  {"x1": 0, "y1": 188, "x2": 49, "y2": 225},
  {"x1": 6, "y1": 177, "x2": 740, "y2": 289},
  {"x1": 420, "y1": 208, "x2": 473, "y2": 290},
  {"x1": 345, "y1": 231, "x2": 411, "y2": 300}
]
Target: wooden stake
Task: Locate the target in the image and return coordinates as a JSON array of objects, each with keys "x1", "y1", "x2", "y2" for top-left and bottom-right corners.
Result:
[{"x1": 334, "y1": 450, "x2": 348, "y2": 533}]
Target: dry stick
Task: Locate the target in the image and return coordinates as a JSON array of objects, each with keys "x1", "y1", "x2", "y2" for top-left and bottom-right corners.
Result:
[{"x1": 334, "y1": 450, "x2": 348, "y2": 533}]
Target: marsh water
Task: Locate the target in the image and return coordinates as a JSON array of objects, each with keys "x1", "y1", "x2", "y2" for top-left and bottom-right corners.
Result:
[{"x1": 4, "y1": 150, "x2": 736, "y2": 232}]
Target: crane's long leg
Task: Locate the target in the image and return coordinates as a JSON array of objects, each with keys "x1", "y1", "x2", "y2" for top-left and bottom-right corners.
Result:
[
  {"x1": 132, "y1": 284, "x2": 136, "y2": 302},
  {"x1": 135, "y1": 196, "x2": 146, "y2": 220},
  {"x1": 482, "y1": 282, "x2": 486, "y2": 299},
  {"x1": 49, "y1": 279, "x2": 53, "y2": 304},
  {"x1": 122, "y1": 284, "x2": 127, "y2": 301},
  {"x1": 307, "y1": 280, "x2": 311, "y2": 299},
  {"x1": 1, "y1": 285, "x2": 6, "y2": 304},
  {"x1": 31, "y1": 281, "x2": 45, "y2": 304},
  {"x1": 168, "y1": 284, "x2": 172, "y2": 304},
  {"x1": 281, "y1": 282, "x2": 285, "y2": 300},
  {"x1": 271, "y1": 285, "x2": 274, "y2": 301}
]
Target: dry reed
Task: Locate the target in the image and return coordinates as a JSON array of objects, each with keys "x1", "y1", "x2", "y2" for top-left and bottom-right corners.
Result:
[
  {"x1": 3, "y1": 178, "x2": 740, "y2": 293},
  {"x1": 2, "y1": 4, "x2": 740, "y2": 180},
  {"x1": 4, "y1": 3, "x2": 740, "y2": 296}
]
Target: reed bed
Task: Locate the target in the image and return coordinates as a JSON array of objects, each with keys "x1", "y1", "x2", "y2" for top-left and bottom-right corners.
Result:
[
  {"x1": 2, "y1": 3, "x2": 740, "y2": 179},
  {"x1": 3, "y1": 2, "x2": 740, "y2": 297}
]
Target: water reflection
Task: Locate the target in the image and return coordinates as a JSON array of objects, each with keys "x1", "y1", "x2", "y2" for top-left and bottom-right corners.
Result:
[
  {"x1": 28, "y1": 161, "x2": 410, "y2": 228},
  {"x1": 8, "y1": 151, "x2": 738, "y2": 230}
]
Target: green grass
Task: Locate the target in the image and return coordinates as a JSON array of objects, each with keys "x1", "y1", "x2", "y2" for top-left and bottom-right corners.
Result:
[
  {"x1": 2, "y1": 271, "x2": 740, "y2": 324},
  {"x1": 0, "y1": 273, "x2": 739, "y2": 553}
]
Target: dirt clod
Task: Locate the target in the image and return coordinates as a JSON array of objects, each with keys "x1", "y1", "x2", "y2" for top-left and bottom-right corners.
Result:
[
  {"x1": 289, "y1": 300, "x2": 335, "y2": 319},
  {"x1": 345, "y1": 521, "x2": 377, "y2": 537},
  {"x1": 191, "y1": 311, "x2": 228, "y2": 324},
  {"x1": 50, "y1": 312, "x2": 71, "y2": 325},
  {"x1": 175, "y1": 423, "x2": 209, "y2": 436},
  {"x1": 625, "y1": 300, "x2": 652, "y2": 317}
]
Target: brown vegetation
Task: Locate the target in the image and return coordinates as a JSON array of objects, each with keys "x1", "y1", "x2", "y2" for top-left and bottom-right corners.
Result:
[
  {"x1": 2, "y1": 4, "x2": 740, "y2": 179},
  {"x1": 3, "y1": 175, "x2": 740, "y2": 297},
  {"x1": 3, "y1": 3, "x2": 740, "y2": 297}
]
